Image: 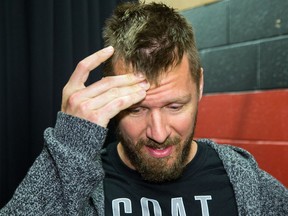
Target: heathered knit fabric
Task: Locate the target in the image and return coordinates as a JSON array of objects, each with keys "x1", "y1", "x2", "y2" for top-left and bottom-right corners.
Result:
[
  {"x1": 1, "y1": 112, "x2": 108, "y2": 215},
  {"x1": 1, "y1": 112, "x2": 287, "y2": 215},
  {"x1": 202, "y1": 139, "x2": 288, "y2": 216}
]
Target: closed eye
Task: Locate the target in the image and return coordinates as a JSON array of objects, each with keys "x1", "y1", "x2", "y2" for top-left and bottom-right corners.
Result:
[
  {"x1": 126, "y1": 106, "x2": 147, "y2": 116},
  {"x1": 166, "y1": 104, "x2": 184, "y2": 112}
]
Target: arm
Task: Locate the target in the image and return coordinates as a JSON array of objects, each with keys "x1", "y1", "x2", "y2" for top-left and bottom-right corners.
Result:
[{"x1": 1, "y1": 112, "x2": 107, "y2": 215}]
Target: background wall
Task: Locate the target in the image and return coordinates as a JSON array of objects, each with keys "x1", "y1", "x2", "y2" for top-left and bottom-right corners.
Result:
[
  {"x1": 0, "y1": 0, "x2": 135, "y2": 208},
  {"x1": 181, "y1": 0, "x2": 288, "y2": 186},
  {"x1": 182, "y1": 0, "x2": 288, "y2": 93}
]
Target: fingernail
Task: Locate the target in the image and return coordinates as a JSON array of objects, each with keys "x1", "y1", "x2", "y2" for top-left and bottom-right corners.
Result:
[
  {"x1": 139, "y1": 80, "x2": 150, "y2": 90},
  {"x1": 103, "y1": 46, "x2": 114, "y2": 53},
  {"x1": 135, "y1": 73, "x2": 145, "y2": 79}
]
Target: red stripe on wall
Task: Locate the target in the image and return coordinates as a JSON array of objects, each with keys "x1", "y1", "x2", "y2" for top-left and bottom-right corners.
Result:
[{"x1": 195, "y1": 89, "x2": 288, "y2": 187}]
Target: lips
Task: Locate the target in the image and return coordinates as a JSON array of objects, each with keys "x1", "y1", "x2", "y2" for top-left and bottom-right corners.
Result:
[{"x1": 146, "y1": 145, "x2": 173, "y2": 158}]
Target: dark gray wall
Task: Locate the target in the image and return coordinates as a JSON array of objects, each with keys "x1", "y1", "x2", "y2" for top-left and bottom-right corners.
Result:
[{"x1": 182, "y1": 0, "x2": 288, "y2": 93}]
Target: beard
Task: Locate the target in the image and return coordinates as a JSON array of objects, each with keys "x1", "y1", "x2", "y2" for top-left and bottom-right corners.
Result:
[{"x1": 116, "y1": 123, "x2": 196, "y2": 183}]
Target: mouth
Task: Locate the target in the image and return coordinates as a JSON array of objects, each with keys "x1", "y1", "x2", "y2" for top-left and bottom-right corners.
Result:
[{"x1": 145, "y1": 145, "x2": 173, "y2": 158}]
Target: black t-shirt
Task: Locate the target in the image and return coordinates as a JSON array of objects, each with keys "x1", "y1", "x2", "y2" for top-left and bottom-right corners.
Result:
[{"x1": 102, "y1": 140, "x2": 238, "y2": 215}]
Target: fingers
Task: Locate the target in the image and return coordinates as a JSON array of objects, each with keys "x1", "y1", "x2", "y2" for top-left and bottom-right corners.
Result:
[
  {"x1": 61, "y1": 46, "x2": 151, "y2": 127},
  {"x1": 81, "y1": 73, "x2": 147, "y2": 99},
  {"x1": 61, "y1": 46, "x2": 115, "y2": 114},
  {"x1": 68, "y1": 46, "x2": 114, "y2": 88},
  {"x1": 81, "y1": 80, "x2": 150, "y2": 110},
  {"x1": 62, "y1": 73, "x2": 147, "y2": 113},
  {"x1": 64, "y1": 79, "x2": 149, "y2": 128},
  {"x1": 83, "y1": 87, "x2": 148, "y2": 127}
]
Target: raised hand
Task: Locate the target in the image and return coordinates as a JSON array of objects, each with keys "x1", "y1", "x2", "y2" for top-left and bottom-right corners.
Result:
[{"x1": 61, "y1": 46, "x2": 149, "y2": 127}]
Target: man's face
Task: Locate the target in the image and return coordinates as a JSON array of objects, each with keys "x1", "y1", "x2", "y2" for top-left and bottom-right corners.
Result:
[{"x1": 116, "y1": 55, "x2": 203, "y2": 182}]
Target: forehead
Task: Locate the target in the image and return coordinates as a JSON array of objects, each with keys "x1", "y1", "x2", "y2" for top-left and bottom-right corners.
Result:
[{"x1": 114, "y1": 55, "x2": 197, "y2": 105}]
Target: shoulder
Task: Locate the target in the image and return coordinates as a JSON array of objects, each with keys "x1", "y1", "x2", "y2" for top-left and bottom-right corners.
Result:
[
  {"x1": 197, "y1": 138, "x2": 257, "y2": 166},
  {"x1": 197, "y1": 139, "x2": 260, "y2": 191},
  {"x1": 197, "y1": 139, "x2": 288, "y2": 215}
]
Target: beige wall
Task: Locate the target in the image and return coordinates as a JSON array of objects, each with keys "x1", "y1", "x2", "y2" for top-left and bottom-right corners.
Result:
[{"x1": 144, "y1": 0, "x2": 219, "y2": 11}]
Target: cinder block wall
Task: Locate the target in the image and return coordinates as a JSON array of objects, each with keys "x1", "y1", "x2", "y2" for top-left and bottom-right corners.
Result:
[{"x1": 182, "y1": 0, "x2": 288, "y2": 94}]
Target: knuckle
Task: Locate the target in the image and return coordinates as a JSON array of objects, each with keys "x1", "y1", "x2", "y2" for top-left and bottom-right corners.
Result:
[
  {"x1": 89, "y1": 111, "x2": 109, "y2": 127},
  {"x1": 67, "y1": 91, "x2": 81, "y2": 107},
  {"x1": 89, "y1": 112, "x2": 101, "y2": 122},
  {"x1": 108, "y1": 87, "x2": 119, "y2": 98},
  {"x1": 76, "y1": 60, "x2": 90, "y2": 72},
  {"x1": 78, "y1": 101, "x2": 89, "y2": 113},
  {"x1": 113, "y1": 97, "x2": 125, "y2": 109}
]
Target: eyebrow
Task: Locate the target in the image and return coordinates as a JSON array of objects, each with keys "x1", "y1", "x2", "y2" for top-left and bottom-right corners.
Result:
[
  {"x1": 165, "y1": 94, "x2": 192, "y2": 104},
  {"x1": 133, "y1": 93, "x2": 192, "y2": 108}
]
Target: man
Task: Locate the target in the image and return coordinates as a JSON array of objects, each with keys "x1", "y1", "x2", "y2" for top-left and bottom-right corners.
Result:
[{"x1": 1, "y1": 1, "x2": 287, "y2": 216}]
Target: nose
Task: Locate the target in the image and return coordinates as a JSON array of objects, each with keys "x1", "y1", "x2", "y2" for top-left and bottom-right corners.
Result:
[{"x1": 146, "y1": 110, "x2": 171, "y2": 143}]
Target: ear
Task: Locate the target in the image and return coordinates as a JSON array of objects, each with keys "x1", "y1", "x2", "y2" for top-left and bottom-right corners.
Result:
[{"x1": 198, "y1": 67, "x2": 204, "y2": 101}]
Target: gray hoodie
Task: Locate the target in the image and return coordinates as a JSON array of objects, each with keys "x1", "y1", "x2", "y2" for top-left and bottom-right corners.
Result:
[{"x1": 1, "y1": 112, "x2": 287, "y2": 215}]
